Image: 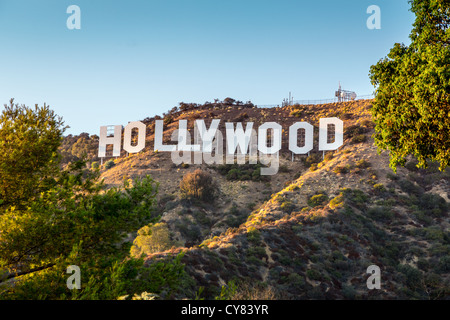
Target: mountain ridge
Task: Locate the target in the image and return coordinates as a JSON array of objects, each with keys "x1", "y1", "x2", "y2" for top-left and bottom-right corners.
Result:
[{"x1": 59, "y1": 99, "x2": 450, "y2": 300}]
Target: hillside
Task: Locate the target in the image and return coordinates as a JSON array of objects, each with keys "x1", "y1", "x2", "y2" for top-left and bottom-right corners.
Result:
[{"x1": 60, "y1": 99, "x2": 450, "y2": 300}]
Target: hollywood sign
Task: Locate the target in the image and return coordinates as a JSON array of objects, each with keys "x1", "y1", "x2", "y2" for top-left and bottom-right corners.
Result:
[{"x1": 98, "y1": 118, "x2": 343, "y2": 175}]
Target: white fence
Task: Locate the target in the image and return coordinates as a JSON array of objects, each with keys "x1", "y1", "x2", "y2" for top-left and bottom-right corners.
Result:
[{"x1": 257, "y1": 94, "x2": 375, "y2": 108}]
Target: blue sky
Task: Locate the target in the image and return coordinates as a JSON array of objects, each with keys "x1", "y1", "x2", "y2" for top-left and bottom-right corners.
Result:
[{"x1": 0, "y1": 0, "x2": 415, "y2": 135}]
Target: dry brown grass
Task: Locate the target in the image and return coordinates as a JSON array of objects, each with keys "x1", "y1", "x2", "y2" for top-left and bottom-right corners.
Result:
[{"x1": 230, "y1": 282, "x2": 279, "y2": 300}]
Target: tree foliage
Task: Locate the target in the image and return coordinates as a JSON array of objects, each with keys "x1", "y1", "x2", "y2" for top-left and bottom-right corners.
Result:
[
  {"x1": 59, "y1": 132, "x2": 100, "y2": 166},
  {"x1": 369, "y1": 0, "x2": 450, "y2": 172},
  {"x1": 130, "y1": 222, "x2": 177, "y2": 258},
  {"x1": 0, "y1": 99, "x2": 66, "y2": 207},
  {"x1": 0, "y1": 100, "x2": 165, "y2": 300}
]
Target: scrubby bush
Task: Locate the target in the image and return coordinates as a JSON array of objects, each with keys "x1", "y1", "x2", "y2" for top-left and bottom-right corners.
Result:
[
  {"x1": 418, "y1": 193, "x2": 448, "y2": 217},
  {"x1": 179, "y1": 169, "x2": 217, "y2": 202},
  {"x1": 351, "y1": 134, "x2": 368, "y2": 144},
  {"x1": 333, "y1": 165, "x2": 350, "y2": 174},
  {"x1": 345, "y1": 124, "x2": 368, "y2": 139},
  {"x1": 280, "y1": 199, "x2": 295, "y2": 213},
  {"x1": 356, "y1": 159, "x2": 371, "y2": 169},
  {"x1": 215, "y1": 163, "x2": 268, "y2": 182},
  {"x1": 329, "y1": 194, "x2": 345, "y2": 209},
  {"x1": 163, "y1": 115, "x2": 174, "y2": 125},
  {"x1": 398, "y1": 264, "x2": 423, "y2": 290},
  {"x1": 387, "y1": 172, "x2": 399, "y2": 181},
  {"x1": 304, "y1": 153, "x2": 322, "y2": 168},
  {"x1": 341, "y1": 285, "x2": 357, "y2": 299},
  {"x1": 247, "y1": 227, "x2": 261, "y2": 244},
  {"x1": 373, "y1": 183, "x2": 386, "y2": 193},
  {"x1": 308, "y1": 193, "x2": 328, "y2": 207},
  {"x1": 366, "y1": 206, "x2": 394, "y2": 221},
  {"x1": 306, "y1": 269, "x2": 321, "y2": 281},
  {"x1": 91, "y1": 161, "x2": 99, "y2": 170},
  {"x1": 247, "y1": 202, "x2": 256, "y2": 210},
  {"x1": 324, "y1": 152, "x2": 334, "y2": 162},
  {"x1": 341, "y1": 188, "x2": 368, "y2": 206},
  {"x1": 405, "y1": 160, "x2": 419, "y2": 172},
  {"x1": 104, "y1": 159, "x2": 116, "y2": 169},
  {"x1": 397, "y1": 179, "x2": 424, "y2": 196},
  {"x1": 286, "y1": 273, "x2": 305, "y2": 290},
  {"x1": 360, "y1": 119, "x2": 375, "y2": 128},
  {"x1": 438, "y1": 256, "x2": 450, "y2": 273}
]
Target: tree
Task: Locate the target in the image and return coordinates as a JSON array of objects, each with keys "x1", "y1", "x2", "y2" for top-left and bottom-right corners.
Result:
[
  {"x1": 0, "y1": 99, "x2": 66, "y2": 207},
  {"x1": 223, "y1": 97, "x2": 236, "y2": 105},
  {"x1": 0, "y1": 161, "x2": 159, "y2": 295},
  {"x1": 130, "y1": 222, "x2": 177, "y2": 258},
  {"x1": 0, "y1": 100, "x2": 161, "y2": 299},
  {"x1": 369, "y1": 0, "x2": 450, "y2": 172},
  {"x1": 179, "y1": 169, "x2": 217, "y2": 202}
]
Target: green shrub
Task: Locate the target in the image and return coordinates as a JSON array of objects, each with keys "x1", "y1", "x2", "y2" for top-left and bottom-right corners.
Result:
[
  {"x1": 360, "y1": 119, "x2": 375, "y2": 128},
  {"x1": 163, "y1": 115, "x2": 174, "y2": 125},
  {"x1": 341, "y1": 285, "x2": 357, "y2": 299},
  {"x1": 306, "y1": 269, "x2": 321, "y2": 281},
  {"x1": 304, "y1": 153, "x2": 322, "y2": 168},
  {"x1": 324, "y1": 152, "x2": 334, "y2": 162},
  {"x1": 308, "y1": 193, "x2": 328, "y2": 207},
  {"x1": 287, "y1": 273, "x2": 305, "y2": 289},
  {"x1": 307, "y1": 287, "x2": 325, "y2": 299},
  {"x1": 333, "y1": 165, "x2": 349, "y2": 174},
  {"x1": 290, "y1": 105, "x2": 307, "y2": 117},
  {"x1": 345, "y1": 124, "x2": 368, "y2": 139},
  {"x1": 226, "y1": 168, "x2": 240, "y2": 180},
  {"x1": 329, "y1": 194, "x2": 344, "y2": 209},
  {"x1": 341, "y1": 188, "x2": 368, "y2": 205},
  {"x1": 216, "y1": 163, "x2": 268, "y2": 182},
  {"x1": 423, "y1": 227, "x2": 445, "y2": 241},
  {"x1": 351, "y1": 134, "x2": 368, "y2": 144},
  {"x1": 247, "y1": 227, "x2": 261, "y2": 244},
  {"x1": 397, "y1": 179, "x2": 424, "y2": 196},
  {"x1": 91, "y1": 161, "x2": 99, "y2": 170},
  {"x1": 356, "y1": 159, "x2": 370, "y2": 169},
  {"x1": 246, "y1": 255, "x2": 263, "y2": 266},
  {"x1": 417, "y1": 258, "x2": 430, "y2": 271},
  {"x1": 405, "y1": 160, "x2": 419, "y2": 171},
  {"x1": 133, "y1": 252, "x2": 190, "y2": 299},
  {"x1": 398, "y1": 264, "x2": 422, "y2": 290},
  {"x1": 104, "y1": 159, "x2": 115, "y2": 169},
  {"x1": 280, "y1": 200, "x2": 295, "y2": 213},
  {"x1": 438, "y1": 256, "x2": 450, "y2": 273},
  {"x1": 387, "y1": 172, "x2": 399, "y2": 180},
  {"x1": 226, "y1": 215, "x2": 246, "y2": 228},
  {"x1": 412, "y1": 210, "x2": 433, "y2": 226},
  {"x1": 366, "y1": 206, "x2": 394, "y2": 221},
  {"x1": 373, "y1": 183, "x2": 386, "y2": 193},
  {"x1": 418, "y1": 194, "x2": 448, "y2": 217},
  {"x1": 247, "y1": 202, "x2": 256, "y2": 211}
]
